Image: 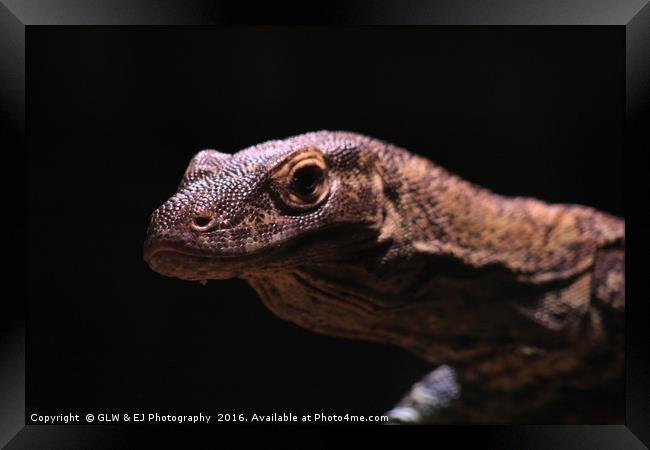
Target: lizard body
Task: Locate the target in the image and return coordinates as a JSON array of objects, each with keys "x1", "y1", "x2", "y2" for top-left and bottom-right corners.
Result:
[{"x1": 144, "y1": 131, "x2": 624, "y2": 423}]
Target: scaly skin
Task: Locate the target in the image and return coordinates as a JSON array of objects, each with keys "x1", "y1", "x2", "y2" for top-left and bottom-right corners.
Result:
[{"x1": 143, "y1": 131, "x2": 624, "y2": 423}]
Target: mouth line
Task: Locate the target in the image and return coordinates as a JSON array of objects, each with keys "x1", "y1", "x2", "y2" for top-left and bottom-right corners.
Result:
[
  {"x1": 143, "y1": 221, "x2": 375, "y2": 265},
  {"x1": 143, "y1": 243, "x2": 267, "y2": 263},
  {"x1": 144, "y1": 245, "x2": 209, "y2": 262}
]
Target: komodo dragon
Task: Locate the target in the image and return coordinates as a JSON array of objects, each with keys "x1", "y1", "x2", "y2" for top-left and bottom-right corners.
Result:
[{"x1": 143, "y1": 131, "x2": 624, "y2": 423}]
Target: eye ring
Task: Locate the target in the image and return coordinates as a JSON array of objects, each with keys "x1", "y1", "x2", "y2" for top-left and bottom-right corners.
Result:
[{"x1": 272, "y1": 149, "x2": 330, "y2": 211}]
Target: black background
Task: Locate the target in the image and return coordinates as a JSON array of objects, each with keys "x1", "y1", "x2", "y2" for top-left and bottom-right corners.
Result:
[{"x1": 27, "y1": 27, "x2": 624, "y2": 418}]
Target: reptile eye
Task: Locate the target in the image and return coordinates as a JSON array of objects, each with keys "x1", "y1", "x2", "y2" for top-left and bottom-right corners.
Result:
[
  {"x1": 291, "y1": 165, "x2": 324, "y2": 200},
  {"x1": 274, "y1": 148, "x2": 330, "y2": 211}
]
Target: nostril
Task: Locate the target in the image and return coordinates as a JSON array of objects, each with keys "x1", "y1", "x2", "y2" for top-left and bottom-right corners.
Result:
[{"x1": 191, "y1": 215, "x2": 212, "y2": 230}]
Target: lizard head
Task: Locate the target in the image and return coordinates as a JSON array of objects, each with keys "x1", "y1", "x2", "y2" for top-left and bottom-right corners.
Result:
[{"x1": 143, "y1": 131, "x2": 386, "y2": 282}]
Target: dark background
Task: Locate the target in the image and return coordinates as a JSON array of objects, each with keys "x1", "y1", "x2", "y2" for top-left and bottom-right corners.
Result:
[{"x1": 27, "y1": 27, "x2": 624, "y2": 418}]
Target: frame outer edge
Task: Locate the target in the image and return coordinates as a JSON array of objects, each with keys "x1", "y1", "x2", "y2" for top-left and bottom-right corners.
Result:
[
  {"x1": 0, "y1": 0, "x2": 646, "y2": 448},
  {"x1": 0, "y1": 0, "x2": 649, "y2": 25},
  {"x1": 0, "y1": 2, "x2": 26, "y2": 449},
  {"x1": 625, "y1": 2, "x2": 650, "y2": 448}
]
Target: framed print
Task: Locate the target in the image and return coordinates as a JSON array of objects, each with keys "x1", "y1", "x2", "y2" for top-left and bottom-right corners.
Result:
[{"x1": 1, "y1": 0, "x2": 647, "y2": 448}]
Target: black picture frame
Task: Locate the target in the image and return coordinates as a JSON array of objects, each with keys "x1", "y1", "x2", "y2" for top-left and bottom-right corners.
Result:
[{"x1": 1, "y1": 1, "x2": 648, "y2": 448}]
